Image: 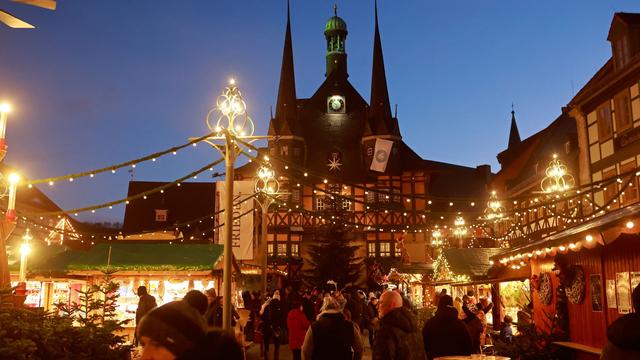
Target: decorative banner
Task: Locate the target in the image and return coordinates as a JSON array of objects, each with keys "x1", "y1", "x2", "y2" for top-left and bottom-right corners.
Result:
[
  {"x1": 216, "y1": 180, "x2": 254, "y2": 260},
  {"x1": 589, "y1": 274, "x2": 603, "y2": 312},
  {"x1": 606, "y1": 279, "x2": 617, "y2": 309},
  {"x1": 616, "y1": 272, "x2": 631, "y2": 314},
  {"x1": 370, "y1": 138, "x2": 393, "y2": 173}
]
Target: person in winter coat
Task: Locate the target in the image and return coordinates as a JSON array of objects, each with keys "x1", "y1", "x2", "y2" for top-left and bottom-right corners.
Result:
[
  {"x1": 302, "y1": 296, "x2": 363, "y2": 360},
  {"x1": 261, "y1": 292, "x2": 284, "y2": 360},
  {"x1": 287, "y1": 301, "x2": 310, "y2": 360},
  {"x1": 366, "y1": 295, "x2": 379, "y2": 348},
  {"x1": 137, "y1": 300, "x2": 242, "y2": 360},
  {"x1": 373, "y1": 290, "x2": 425, "y2": 360},
  {"x1": 422, "y1": 295, "x2": 473, "y2": 360},
  {"x1": 462, "y1": 303, "x2": 484, "y2": 353},
  {"x1": 136, "y1": 286, "x2": 157, "y2": 346},
  {"x1": 601, "y1": 284, "x2": 640, "y2": 359}
]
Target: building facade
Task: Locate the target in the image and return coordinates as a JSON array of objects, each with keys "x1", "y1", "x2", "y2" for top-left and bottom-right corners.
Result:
[{"x1": 236, "y1": 5, "x2": 492, "y2": 289}]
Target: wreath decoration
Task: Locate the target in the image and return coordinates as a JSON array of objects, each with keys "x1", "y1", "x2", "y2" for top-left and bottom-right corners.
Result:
[
  {"x1": 538, "y1": 272, "x2": 553, "y2": 305},
  {"x1": 565, "y1": 266, "x2": 585, "y2": 304}
]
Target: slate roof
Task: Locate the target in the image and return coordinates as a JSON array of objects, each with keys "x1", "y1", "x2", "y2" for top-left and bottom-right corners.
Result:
[
  {"x1": 443, "y1": 248, "x2": 505, "y2": 280},
  {"x1": 122, "y1": 181, "x2": 215, "y2": 240}
]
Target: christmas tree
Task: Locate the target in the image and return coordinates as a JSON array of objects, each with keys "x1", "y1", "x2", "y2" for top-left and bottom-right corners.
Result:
[
  {"x1": 432, "y1": 251, "x2": 454, "y2": 282},
  {"x1": 302, "y1": 214, "x2": 363, "y2": 290}
]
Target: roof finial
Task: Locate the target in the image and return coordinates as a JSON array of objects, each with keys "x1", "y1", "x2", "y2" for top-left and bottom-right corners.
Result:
[
  {"x1": 333, "y1": 3, "x2": 337, "y2": 16},
  {"x1": 511, "y1": 102, "x2": 515, "y2": 115}
]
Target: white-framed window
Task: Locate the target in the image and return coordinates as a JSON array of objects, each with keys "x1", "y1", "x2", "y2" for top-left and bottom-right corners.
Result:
[
  {"x1": 367, "y1": 147, "x2": 374, "y2": 156},
  {"x1": 341, "y1": 199, "x2": 352, "y2": 210},
  {"x1": 280, "y1": 145, "x2": 289, "y2": 156},
  {"x1": 380, "y1": 242, "x2": 391, "y2": 257},
  {"x1": 316, "y1": 197, "x2": 325, "y2": 211},
  {"x1": 291, "y1": 243, "x2": 299, "y2": 257},
  {"x1": 268, "y1": 243, "x2": 274, "y2": 256},
  {"x1": 291, "y1": 189, "x2": 301, "y2": 203},
  {"x1": 293, "y1": 147, "x2": 301, "y2": 156},
  {"x1": 155, "y1": 209, "x2": 168, "y2": 222},
  {"x1": 366, "y1": 191, "x2": 376, "y2": 203},
  {"x1": 277, "y1": 243, "x2": 287, "y2": 257},
  {"x1": 367, "y1": 243, "x2": 376, "y2": 257},
  {"x1": 269, "y1": 147, "x2": 276, "y2": 156}
]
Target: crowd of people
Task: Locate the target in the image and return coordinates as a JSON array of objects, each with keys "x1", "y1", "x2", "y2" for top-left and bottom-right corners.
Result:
[{"x1": 132, "y1": 285, "x2": 521, "y2": 360}]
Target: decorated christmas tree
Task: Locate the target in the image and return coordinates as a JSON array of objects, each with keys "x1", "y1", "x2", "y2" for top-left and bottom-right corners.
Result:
[{"x1": 432, "y1": 251, "x2": 454, "y2": 282}]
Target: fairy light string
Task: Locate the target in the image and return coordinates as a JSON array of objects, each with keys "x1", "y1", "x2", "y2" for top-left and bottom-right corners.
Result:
[
  {"x1": 25, "y1": 132, "x2": 215, "y2": 186},
  {"x1": 22, "y1": 158, "x2": 225, "y2": 217}
]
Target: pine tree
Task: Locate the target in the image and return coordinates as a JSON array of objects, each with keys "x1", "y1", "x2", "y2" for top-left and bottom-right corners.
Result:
[{"x1": 302, "y1": 214, "x2": 363, "y2": 290}]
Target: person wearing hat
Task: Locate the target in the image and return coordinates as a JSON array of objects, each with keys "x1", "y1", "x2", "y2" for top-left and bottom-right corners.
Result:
[
  {"x1": 421, "y1": 294, "x2": 473, "y2": 360},
  {"x1": 302, "y1": 296, "x2": 363, "y2": 360},
  {"x1": 602, "y1": 284, "x2": 640, "y2": 359},
  {"x1": 137, "y1": 300, "x2": 242, "y2": 360}
]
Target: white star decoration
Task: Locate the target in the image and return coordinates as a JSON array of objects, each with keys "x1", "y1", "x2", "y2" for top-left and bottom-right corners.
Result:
[{"x1": 327, "y1": 156, "x2": 342, "y2": 171}]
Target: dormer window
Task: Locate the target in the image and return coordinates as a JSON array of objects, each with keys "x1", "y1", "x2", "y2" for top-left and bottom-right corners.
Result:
[
  {"x1": 614, "y1": 36, "x2": 631, "y2": 69},
  {"x1": 155, "y1": 209, "x2": 168, "y2": 222}
]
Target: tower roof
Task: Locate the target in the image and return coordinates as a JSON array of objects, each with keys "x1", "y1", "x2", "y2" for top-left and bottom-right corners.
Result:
[
  {"x1": 368, "y1": 0, "x2": 398, "y2": 137},
  {"x1": 508, "y1": 108, "x2": 521, "y2": 149},
  {"x1": 274, "y1": 0, "x2": 297, "y2": 135},
  {"x1": 325, "y1": 4, "x2": 347, "y2": 34}
]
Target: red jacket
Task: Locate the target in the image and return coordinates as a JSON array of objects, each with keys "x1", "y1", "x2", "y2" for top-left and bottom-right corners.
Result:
[{"x1": 287, "y1": 308, "x2": 310, "y2": 349}]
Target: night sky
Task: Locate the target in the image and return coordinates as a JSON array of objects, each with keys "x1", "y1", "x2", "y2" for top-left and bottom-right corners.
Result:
[{"x1": 1, "y1": 0, "x2": 639, "y2": 222}]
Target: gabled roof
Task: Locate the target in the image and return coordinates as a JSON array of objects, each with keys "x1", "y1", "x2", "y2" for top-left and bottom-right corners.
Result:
[
  {"x1": 122, "y1": 181, "x2": 215, "y2": 239},
  {"x1": 493, "y1": 112, "x2": 576, "y2": 194},
  {"x1": 608, "y1": 12, "x2": 640, "y2": 40}
]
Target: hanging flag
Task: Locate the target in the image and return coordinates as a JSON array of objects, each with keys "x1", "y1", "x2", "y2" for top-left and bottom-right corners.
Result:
[
  {"x1": 370, "y1": 138, "x2": 394, "y2": 172},
  {"x1": 216, "y1": 180, "x2": 254, "y2": 260}
]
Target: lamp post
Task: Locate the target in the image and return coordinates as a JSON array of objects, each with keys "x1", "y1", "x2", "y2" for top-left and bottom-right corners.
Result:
[
  {"x1": 192, "y1": 79, "x2": 268, "y2": 330},
  {"x1": 0, "y1": 103, "x2": 17, "y2": 292},
  {"x1": 254, "y1": 163, "x2": 283, "y2": 296},
  {"x1": 19, "y1": 229, "x2": 31, "y2": 282}
]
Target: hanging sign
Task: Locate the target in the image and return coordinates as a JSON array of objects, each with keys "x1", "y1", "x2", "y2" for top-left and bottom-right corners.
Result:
[
  {"x1": 217, "y1": 180, "x2": 254, "y2": 260},
  {"x1": 370, "y1": 138, "x2": 394, "y2": 172}
]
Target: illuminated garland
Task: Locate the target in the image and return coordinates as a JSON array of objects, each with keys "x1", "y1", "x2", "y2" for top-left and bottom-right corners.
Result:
[
  {"x1": 25, "y1": 132, "x2": 215, "y2": 186},
  {"x1": 21, "y1": 158, "x2": 225, "y2": 216},
  {"x1": 14, "y1": 194, "x2": 257, "y2": 241}
]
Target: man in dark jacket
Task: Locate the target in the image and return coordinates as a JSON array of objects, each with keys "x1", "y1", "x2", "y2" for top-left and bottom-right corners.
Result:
[
  {"x1": 422, "y1": 295, "x2": 473, "y2": 360},
  {"x1": 135, "y1": 286, "x2": 157, "y2": 346},
  {"x1": 602, "y1": 284, "x2": 640, "y2": 359},
  {"x1": 302, "y1": 296, "x2": 363, "y2": 360},
  {"x1": 373, "y1": 291, "x2": 425, "y2": 360}
]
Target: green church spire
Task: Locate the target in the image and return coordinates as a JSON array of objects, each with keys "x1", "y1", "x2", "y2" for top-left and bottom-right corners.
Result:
[{"x1": 324, "y1": 4, "x2": 348, "y2": 77}]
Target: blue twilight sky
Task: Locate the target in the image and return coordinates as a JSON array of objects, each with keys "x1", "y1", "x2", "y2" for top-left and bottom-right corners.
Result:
[{"x1": 1, "y1": 0, "x2": 639, "y2": 223}]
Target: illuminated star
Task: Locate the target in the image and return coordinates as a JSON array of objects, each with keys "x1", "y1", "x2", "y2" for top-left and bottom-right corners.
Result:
[{"x1": 327, "y1": 157, "x2": 342, "y2": 171}]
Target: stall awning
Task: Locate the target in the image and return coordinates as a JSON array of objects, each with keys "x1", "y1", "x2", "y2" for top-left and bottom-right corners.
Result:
[{"x1": 30, "y1": 243, "x2": 224, "y2": 273}]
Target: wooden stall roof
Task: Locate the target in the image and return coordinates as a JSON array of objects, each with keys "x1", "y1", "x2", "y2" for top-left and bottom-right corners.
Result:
[
  {"x1": 445, "y1": 248, "x2": 505, "y2": 279},
  {"x1": 28, "y1": 243, "x2": 224, "y2": 273}
]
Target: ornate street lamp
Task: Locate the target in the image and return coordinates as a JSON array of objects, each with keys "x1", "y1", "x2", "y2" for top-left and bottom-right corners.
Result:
[
  {"x1": 453, "y1": 216, "x2": 467, "y2": 238},
  {"x1": 430, "y1": 229, "x2": 443, "y2": 247},
  {"x1": 254, "y1": 163, "x2": 284, "y2": 295},
  {"x1": 541, "y1": 154, "x2": 574, "y2": 194},
  {"x1": 191, "y1": 79, "x2": 268, "y2": 330},
  {"x1": 483, "y1": 190, "x2": 506, "y2": 222}
]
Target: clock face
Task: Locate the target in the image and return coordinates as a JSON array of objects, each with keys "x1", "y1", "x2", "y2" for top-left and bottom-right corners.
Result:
[{"x1": 327, "y1": 95, "x2": 345, "y2": 113}]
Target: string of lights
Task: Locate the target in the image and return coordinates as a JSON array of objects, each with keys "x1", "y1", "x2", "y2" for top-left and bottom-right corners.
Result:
[
  {"x1": 22, "y1": 158, "x2": 225, "y2": 217},
  {"x1": 25, "y1": 132, "x2": 215, "y2": 187},
  {"x1": 12, "y1": 195, "x2": 257, "y2": 243}
]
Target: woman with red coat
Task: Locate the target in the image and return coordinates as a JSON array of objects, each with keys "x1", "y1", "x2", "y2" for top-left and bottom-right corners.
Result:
[{"x1": 287, "y1": 301, "x2": 310, "y2": 360}]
